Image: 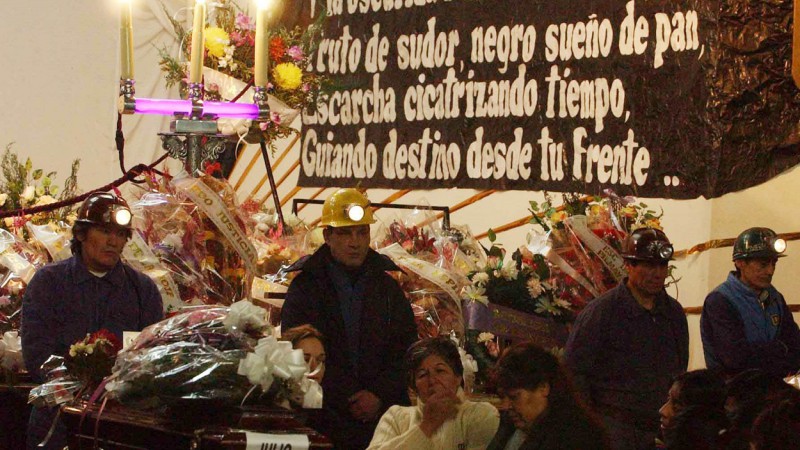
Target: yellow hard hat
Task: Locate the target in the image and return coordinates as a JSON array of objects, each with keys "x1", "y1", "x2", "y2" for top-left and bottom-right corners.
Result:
[{"x1": 320, "y1": 188, "x2": 376, "y2": 227}]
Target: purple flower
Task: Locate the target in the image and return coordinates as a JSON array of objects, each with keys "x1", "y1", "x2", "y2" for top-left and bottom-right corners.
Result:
[
  {"x1": 235, "y1": 13, "x2": 255, "y2": 31},
  {"x1": 287, "y1": 45, "x2": 304, "y2": 61}
]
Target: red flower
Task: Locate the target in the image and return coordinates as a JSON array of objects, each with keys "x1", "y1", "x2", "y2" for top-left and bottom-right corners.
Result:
[
  {"x1": 270, "y1": 36, "x2": 286, "y2": 61},
  {"x1": 88, "y1": 329, "x2": 122, "y2": 354}
]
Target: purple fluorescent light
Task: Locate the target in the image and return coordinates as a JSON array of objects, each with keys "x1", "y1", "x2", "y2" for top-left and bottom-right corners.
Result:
[{"x1": 134, "y1": 98, "x2": 260, "y2": 119}]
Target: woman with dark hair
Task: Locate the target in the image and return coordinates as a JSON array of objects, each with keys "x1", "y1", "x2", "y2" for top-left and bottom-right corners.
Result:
[
  {"x1": 487, "y1": 342, "x2": 609, "y2": 450},
  {"x1": 659, "y1": 369, "x2": 726, "y2": 435},
  {"x1": 367, "y1": 336, "x2": 499, "y2": 449},
  {"x1": 750, "y1": 392, "x2": 800, "y2": 450},
  {"x1": 722, "y1": 369, "x2": 795, "y2": 450}
]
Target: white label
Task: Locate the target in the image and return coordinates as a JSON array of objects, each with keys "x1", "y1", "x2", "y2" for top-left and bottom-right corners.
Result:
[
  {"x1": 244, "y1": 432, "x2": 309, "y2": 450},
  {"x1": 122, "y1": 331, "x2": 140, "y2": 350}
]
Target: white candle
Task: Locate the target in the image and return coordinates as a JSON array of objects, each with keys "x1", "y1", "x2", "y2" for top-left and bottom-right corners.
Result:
[
  {"x1": 189, "y1": 0, "x2": 207, "y2": 84},
  {"x1": 120, "y1": 0, "x2": 134, "y2": 80},
  {"x1": 254, "y1": 0, "x2": 272, "y2": 87}
]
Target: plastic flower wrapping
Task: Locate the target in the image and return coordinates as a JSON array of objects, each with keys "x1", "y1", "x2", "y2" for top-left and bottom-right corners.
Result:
[
  {"x1": 125, "y1": 174, "x2": 257, "y2": 310},
  {"x1": 528, "y1": 191, "x2": 671, "y2": 312},
  {"x1": 28, "y1": 329, "x2": 122, "y2": 408},
  {"x1": 0, "y1": 228, "x2": 49, "y2": 335},
  {"x1": 374, "y1": 206, "x2": 472, "y2": 340},
  {"x1": 158, "y1": 0, "x2": 325, "y2": 145},
  {"x1": 105, "y1": 301, "x2": 320, "y2": 411}
]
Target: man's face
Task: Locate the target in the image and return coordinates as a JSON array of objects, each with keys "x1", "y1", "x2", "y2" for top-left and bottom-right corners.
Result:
[
  {"x1": 78, "y1": 225, "x2": 130, "y2": 272},
  {"x1": 735, "y1": 257, "x2": 778, "y2": 291},
  {"x1": 324, "y1": 225, "x2": 371, "y2": 268},
  {"x1": 625, "y1": 259, "x2": 669, "y2": 297}
]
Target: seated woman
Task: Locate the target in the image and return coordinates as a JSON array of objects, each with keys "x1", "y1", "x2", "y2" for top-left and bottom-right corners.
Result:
[
  {"x1": 281, "y1": 324, "x2": 326, "y2": 384},
  {"x1": 658, "y1": 369, "x2": 726, "y2": 440},
  {"x1": 487, "y1": 342, "x2": 609, "y2": 450},
  {"x1": 368, "y1": 336, "x2": 500, "y2": 450}
]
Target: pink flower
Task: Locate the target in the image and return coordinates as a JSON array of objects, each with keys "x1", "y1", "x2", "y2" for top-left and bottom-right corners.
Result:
[
  {"x1": 301, "y1": 83, "x2": 310, "y2": 93},
  {"x1": 235, "y1": 13, "x2": 255, "y2": 31},
  {"x1": 270, "y1": 112, "x2": 281, "y2": 125},
  {"x1": 287, "y1": 45, "x2": 304, "y2": 61}
]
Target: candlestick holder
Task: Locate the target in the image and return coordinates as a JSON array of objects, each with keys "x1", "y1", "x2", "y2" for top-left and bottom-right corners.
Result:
[{"x1": 253, "y1": 85, "x2": 271, "y2": 120}]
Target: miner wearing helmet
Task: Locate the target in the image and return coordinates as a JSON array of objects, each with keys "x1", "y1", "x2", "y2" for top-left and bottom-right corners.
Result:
[
  {"x1": 21, "y1": 192, "x2": 163, "y2": 449},
  {"x1": 701, "y1": 227, "x2": 800, "y2": 378},
  {"x1": 565, "y1": 227, "x2": 688, "y2": 450},
  {"x1": 282, "y1": 188, "x2": 416, "y2": 450}
]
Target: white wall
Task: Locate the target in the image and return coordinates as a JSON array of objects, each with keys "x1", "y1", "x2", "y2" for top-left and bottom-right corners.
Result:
[{"x1": 3, "y1": 0, "x2": 799, "y2": 370}]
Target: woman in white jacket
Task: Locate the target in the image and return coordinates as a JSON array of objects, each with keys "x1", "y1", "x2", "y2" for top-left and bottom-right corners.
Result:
[{"x1": 368, "y1": 337, "x2": 499, "y2": 450}]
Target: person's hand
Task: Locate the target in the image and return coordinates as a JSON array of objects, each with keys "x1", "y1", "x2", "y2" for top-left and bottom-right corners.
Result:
[
  {"x1": 419, "y1": 387, "x2": 460, "y2": 437},
  {"x1": 348, "y1": 390, "x2": 383, "y2": 422}
]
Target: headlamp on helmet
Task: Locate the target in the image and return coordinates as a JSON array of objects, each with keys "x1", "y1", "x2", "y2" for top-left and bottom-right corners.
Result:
[
  {"x1": 771, "y1": 237, "x2": 787, "y2": 254},
  {"x1": 346, "y1": 204, "x2": 365, "y2": 222},
  {"x1": 621, "y1": 227, "x2": 674, "y2": 262},
  {"x1": 113, "y1": 207, "x2": 132, "y2": 227},
  {"x1": 76, "y1": 192, "x2": 133, "y2": 230}
]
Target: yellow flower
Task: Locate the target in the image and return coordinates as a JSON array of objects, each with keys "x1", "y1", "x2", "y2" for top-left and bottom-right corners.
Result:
[
  {"x1": 644, "y1": 218, "x2": 662, "y2": 230},
  {"x1": 549, "y1": 210, "x2": 567, "y2": 224},
  {"x1": 204, "y1": 27, "x2": 230, "y2": 58},
  {"x1": 272, "y1": 63, "x2": 303, "y2": 90},
  {"x1": 620, "y1": 206, "x2": 637, "y2": 218}
]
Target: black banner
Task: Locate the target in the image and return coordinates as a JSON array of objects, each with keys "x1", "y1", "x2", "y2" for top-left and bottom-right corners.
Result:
[{"x1": 297, "y1": 0, "x2": 800, "y2": 199}]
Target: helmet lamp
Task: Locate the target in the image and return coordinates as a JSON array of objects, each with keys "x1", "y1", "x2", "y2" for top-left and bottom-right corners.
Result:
[
  {"x1": 113, "y1": 208, "x2": 132, "y2": 227},
  {"x1": 771, "y1": 237, "x2": 787, "y2": 254},
  {"x1": 346, "y1": 204, "x2": 365, "y2": 222}
]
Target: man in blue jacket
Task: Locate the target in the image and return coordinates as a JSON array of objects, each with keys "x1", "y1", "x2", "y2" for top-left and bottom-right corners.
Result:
[
  {"x1": 282, "y1": 188, "x2": 417, "y2": 450},
  {"x1": 701, "y1": 227, "x2": 800, "y2": 378},
  {"x1": 21, "y1": 192, "x2": 163, "y2": 449}
]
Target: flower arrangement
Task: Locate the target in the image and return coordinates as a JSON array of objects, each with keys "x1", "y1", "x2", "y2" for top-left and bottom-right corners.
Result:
[
  {"x1": 0, "y1": 143, "x2": 80, "y2": 236},
  {"x1": 460, "y1": 236, "x2": 574, "y2": 321},
  {"x1": 158, "y1": 0, "x2": 325, "y2": 145},
  {"x1": 66, "y1": 329, "x2": 122, "y2": 387}
]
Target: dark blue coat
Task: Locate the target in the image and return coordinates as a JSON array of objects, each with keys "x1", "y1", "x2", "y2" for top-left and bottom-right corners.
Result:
[{"x1": 282, "y1": 245, "x2": 417, "y2": 450}]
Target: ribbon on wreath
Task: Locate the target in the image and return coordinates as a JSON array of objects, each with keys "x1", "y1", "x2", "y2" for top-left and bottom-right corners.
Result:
[
  {"x1": 123, "y1": 232, "x2": 183, "y2": 310},
  {"x1": 237, "y1": 336, "x2": 307, "y2": 390},
  {"x1": 463, "y1": 301, "x2": 569, "y2": 347},
  {"x1": 378, "y1": 243, "x2": 463, "y2": 312},
  {"x1": 564, "y1": 215, "x2": 627, "y2": 282},
  {"x1": 174, "y1": 177, "x2": 258, "y2": 275}
]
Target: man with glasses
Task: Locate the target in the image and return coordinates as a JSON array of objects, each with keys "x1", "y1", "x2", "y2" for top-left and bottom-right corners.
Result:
[
  {"x1": 565, "y1": 227, "x2": 689, "y2": 450},
  {"x1": 701, "y1": 227, "x2": 800, "y2": 378}
]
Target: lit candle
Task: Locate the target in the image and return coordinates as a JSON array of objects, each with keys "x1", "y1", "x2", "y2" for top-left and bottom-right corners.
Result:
[
  {"x1": 189, "y1": 0, "x2": 207, "y2": 84},
  {"x1": 254, "y1": 0, "x2": 272, "y2": 87},
  {"x1": 120, "y1": 0, "x2": 134, "y2": 80}
]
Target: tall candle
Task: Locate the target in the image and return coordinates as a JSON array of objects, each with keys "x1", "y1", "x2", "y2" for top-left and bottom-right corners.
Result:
[
  {"x1": 254, "y1": 0, "x2": 271, "y2": 87},
  {"x1": 120, "y1": 0, "x2": 134, "y2": 80},
  {"x1": 189, "y1": 0, "x2": 207, "y2": 84}
]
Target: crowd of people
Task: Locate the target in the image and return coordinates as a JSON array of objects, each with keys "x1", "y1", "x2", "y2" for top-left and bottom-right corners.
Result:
[{"x1": 17, "y1": 188, "x2": 800, "y2": 449}]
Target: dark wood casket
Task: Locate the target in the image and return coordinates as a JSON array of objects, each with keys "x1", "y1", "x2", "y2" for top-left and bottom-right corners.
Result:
[{"x1": 61, "y1": 401, "x2": 332, "y2": 449}]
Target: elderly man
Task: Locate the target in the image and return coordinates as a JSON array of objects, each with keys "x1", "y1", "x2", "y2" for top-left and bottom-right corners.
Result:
[
  {"x1": 701, "y1": 227, "x2": 800, "y2": 378},
  {"x1": 282, "y1": 188, "x2": 417, "y2": 450},
  {"x1": 564, "y1": 227, "x2": 689, "y2": 450},
  {"x1": 21, "y1": 192, "x2": 163, "y2": 449}
]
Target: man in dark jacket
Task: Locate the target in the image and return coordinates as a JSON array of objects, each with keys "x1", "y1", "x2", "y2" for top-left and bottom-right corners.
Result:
[
  {"x1": 564, "y1": 228, "x2": 689, "y2": 450},
  {"x1": 21, "y1": 192, "x2": 164, "y2": 449},
  {"x1": 701, "y1": 227, "x2": 800, "y2": 378},
  {"x1": 282, "y1": 188, "x2": 417, "y2": 450}
]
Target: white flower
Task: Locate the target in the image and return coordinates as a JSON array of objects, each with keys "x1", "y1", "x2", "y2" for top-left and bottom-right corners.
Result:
[
  {"x1": 527, "y1": 277, "x2": 544, "y2": 298},
  {"x1": 0, "y1": 193, "x2": 7, "y2": 207},
  {"x1": 461, "y1": 285, "x2": 488, "y2": 306},
  {"x1": 500, "y1": 264, "x2": 518, "y2": 280},
  {"x1": 34, "y1": 195, "x2": 56, "y2": 206},
  {"x1": 21, "y1": 185, "x2": 35, "y2": 202},
  {"x1": 477, "y1": 332, "x2": 495, "y2": 343},
  {"x1": 555, "y1": 298, "x2": 573, "y2": 310},
  {"x1": 472, "y1": 272, "x2": 490, "y2": 287}
]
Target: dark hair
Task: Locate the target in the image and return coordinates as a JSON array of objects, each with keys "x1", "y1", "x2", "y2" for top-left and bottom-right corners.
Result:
[
  {"x1": 725, "y1": 369, "x2": 793, "y2": 431},
  {"x1": 281, "y1": 324, "x2": 325, "y2": 348},
  {"x1": 751, "y1": 394, "x2": 800, "y2": 450},
  {"x1": 663, "y1": 405, "x2": 727, "y2": 450},
  {"x1": 405, "y1": 337, "x2": 463, "y2": 389},
  {"x1": 493, "y1": 342, "x2": 575, "y2": 406},
  {"x1": 672, "y1": 369, "x2": 726, "y2": 410},
  {"x1": 70, "y1": 221, "x2": 90, "y2": 255}
]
